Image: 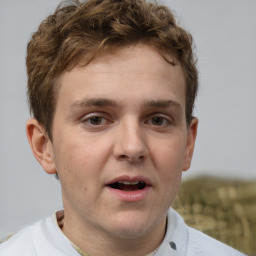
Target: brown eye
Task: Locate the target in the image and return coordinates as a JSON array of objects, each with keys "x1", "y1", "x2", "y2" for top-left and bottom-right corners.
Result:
[
  {"x1": 89, "y1": 116, "x2": 103, "y2": 125},
  {"x1": 150, "y1": 116, "x2": 167, "y2": 126},
  {"x1": 82, "y1": 116, "x2": 108, "y2": 126},
  {"x1": 81, "y1": 113, "x2": 113, "y2": 130}
]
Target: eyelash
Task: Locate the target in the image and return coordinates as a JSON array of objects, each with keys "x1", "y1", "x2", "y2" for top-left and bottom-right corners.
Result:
[
  {"x1": 81, "y1": 114, "x2": 110, "y2": 127},
  {"x1": 146, "y1": 116, "x2": 170, "y2": 126},
  {"x1": 81, "y1": 113, "x2": 172, "y2": 128}
]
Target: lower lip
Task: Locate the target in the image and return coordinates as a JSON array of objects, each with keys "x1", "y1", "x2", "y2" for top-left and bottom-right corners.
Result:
[{"x1": 106, "y1": 186, "x2": 151, "y2": 202}]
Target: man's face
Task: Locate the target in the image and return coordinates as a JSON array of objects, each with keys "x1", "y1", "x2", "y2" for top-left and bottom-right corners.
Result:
[{"x1": 49, "y1": 44, "x2": 197, "y2": 239}]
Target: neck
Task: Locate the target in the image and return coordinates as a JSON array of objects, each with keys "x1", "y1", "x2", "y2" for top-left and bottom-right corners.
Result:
[{"x1": 61, "y1": 211, "x2": 167, "y2": 256}]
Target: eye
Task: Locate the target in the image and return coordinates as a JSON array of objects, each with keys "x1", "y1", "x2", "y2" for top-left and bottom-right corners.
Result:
[
  {"x1": 82, "y1": 115, "x2": 109, "y2": 126},
  {"x1": 88, "y1": 116, "x2": 105, "y2": 125},
  {"x1": 147, "y1": 116, "x2": 169, "y2": 126}
]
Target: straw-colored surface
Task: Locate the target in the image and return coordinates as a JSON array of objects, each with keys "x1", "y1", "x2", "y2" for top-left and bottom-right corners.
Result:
[{"x1": 173, "y1": 176, "x2": 256, "y2": 256}]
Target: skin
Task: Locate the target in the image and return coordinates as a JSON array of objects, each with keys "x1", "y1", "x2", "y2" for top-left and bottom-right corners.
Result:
[{"x1": 27, "y1": 44, "x2": 198, "y2": 256}]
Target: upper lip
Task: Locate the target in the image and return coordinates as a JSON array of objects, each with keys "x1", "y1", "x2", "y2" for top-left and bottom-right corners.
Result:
[{"x1": 105, "y1": 175, "x2": 152, "y2": 186}]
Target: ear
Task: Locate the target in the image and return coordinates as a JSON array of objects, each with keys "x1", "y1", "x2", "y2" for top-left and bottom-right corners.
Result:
[
  {"x1": 26, "y1": 118, "x2": 56, "y2": 174},
  {"x1": 182, "y1": 117, "x2": 198, "y2": 171}
]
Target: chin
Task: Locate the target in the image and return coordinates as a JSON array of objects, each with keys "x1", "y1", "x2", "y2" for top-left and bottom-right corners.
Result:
[
  {"x1": 110, "y1": 224, "x2": 151, "y2": 239},
  {"x1": 105, "y1": 209, "x2": 161, "y2": 239}
]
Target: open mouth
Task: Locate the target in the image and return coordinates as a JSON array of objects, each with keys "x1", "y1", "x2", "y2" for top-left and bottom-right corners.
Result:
[
  {"x1": 108, "y1": 181, "x2": 146, "y2": 191},
  {"x1": 106, "y1": 178, "x2": 151, "y2": 201}
]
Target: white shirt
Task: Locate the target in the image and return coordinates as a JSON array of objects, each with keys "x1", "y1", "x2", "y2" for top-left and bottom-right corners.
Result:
[{"x1": 0, "y1": 208, "x2": 246, "y2": 256}]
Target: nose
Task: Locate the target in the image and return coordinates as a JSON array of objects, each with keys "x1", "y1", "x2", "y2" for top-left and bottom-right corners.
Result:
[{"x1": 113, "y1": 119, "x2": 149, "y2": 163}]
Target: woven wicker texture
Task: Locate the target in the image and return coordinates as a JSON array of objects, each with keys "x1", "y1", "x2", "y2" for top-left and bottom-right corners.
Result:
[{"x1": 173, "y1": 176, "x2": 256, "y2": 256}]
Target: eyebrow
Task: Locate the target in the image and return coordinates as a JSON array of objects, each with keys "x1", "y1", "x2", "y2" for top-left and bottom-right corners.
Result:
[
  {"x1": 70, "y1": 98, "x2": 182, "y2": 112},
  {"x1": 71, "y1": 98, "x2": 117, "y2": 110},
  {"x1": 144, "y1": 99, "x2": 182, "y2": 109}
]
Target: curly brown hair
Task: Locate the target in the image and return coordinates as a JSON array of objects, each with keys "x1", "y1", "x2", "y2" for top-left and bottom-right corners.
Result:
[{"x1": 27, "y1": 0, "x2": 198, "y2": 140}]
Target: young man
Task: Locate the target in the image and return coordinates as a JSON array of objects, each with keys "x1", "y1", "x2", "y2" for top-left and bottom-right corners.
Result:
[{"x1": 0, "y1": 0, "x2": 246, "y2": 255}]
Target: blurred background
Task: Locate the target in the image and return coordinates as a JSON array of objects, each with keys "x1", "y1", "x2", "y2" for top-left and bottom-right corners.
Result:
[{"x1": 0, "y1": 0, "x2": 255, "y2": 253}]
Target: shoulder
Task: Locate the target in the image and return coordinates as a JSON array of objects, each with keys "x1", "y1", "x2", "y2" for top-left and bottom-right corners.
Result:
[
  {"x1": 0, "y1": 214, "x2": 80, "y2": 256},
  {"x1": 187, "y1": 226, "x2": 247, "y2": 256},
  {"x1": 164, "y1": 209, "x2": 247, "y2": 256},
  {"x1": 0, "y1": 220, "x2": 40, "y2": 256}
]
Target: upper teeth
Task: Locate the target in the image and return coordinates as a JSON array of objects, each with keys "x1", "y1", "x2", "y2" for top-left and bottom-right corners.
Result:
[{"x1": 118, "y1": 181, "x2": 140, "y2": 185}]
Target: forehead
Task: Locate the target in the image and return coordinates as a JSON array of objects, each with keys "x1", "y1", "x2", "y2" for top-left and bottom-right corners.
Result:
[
  {"x1": 79, "y1": 45, "x2": 181, "y2": 80},
  {"x1": 56, "y1": 44, "x2": 186, "y2": 111}
]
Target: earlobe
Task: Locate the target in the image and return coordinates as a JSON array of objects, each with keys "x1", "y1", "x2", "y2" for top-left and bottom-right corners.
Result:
[
  {"x1": 182, "y1": 117, "x2": 198, "y2": 171},
  {"x1": 26, "y1": 118, "x2": 56, "y2": 174}
]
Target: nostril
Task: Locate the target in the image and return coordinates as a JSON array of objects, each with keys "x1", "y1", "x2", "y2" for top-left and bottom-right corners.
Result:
[{"x1": 118, "y1": 154, "x2": 144, "y2": 163}]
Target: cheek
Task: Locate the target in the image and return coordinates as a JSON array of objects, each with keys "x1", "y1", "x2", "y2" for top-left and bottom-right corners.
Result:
[
  {"x1": 53, "y1": 133, "x2": 111, "y2": 183},
  {"x1": 155, "y1": 143, "x2": 184, "y2": 203},
  {"x1": 53, "y1": 141, "x2": 98, "y2": 207},
  {"x1": 153, "y1": 137, "x2": 187, "y2": 174}
]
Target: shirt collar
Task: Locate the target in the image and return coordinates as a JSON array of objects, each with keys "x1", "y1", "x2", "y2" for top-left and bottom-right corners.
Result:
[{"x1": 154, "y1": 208, "x2": 188, "y2": 256}]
